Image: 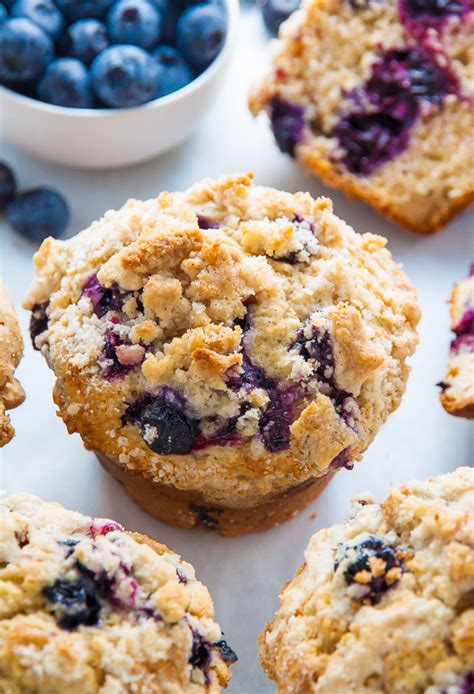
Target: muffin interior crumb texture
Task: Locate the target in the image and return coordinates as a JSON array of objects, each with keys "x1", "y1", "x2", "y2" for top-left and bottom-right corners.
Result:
[
  {"x1": 439, "y1": 263, "x2": 474, "y2": 418},
  {"x1": 0, "y1": 494, "x2": 236, "y2": 692},
  {"x1": 249, "y1": 0, "x2": 474, "y2": 233},
  {"x1": 23, "y1": 173, "x2": 419, "y2": 510},
  {"x1": 0, "y1": 280, "x2": 25, "y2": 447},
  {"x1": 260, "y1": 466, "x2": 474, "y2": 694}
]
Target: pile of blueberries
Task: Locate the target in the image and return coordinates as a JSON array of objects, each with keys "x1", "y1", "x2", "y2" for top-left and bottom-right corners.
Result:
[
  {"x1": 0, "y1": 0, "x2": 228, "y2": 108},
  {"x1": 0, "y1": 161, "x2": 69, "y2": 241}
]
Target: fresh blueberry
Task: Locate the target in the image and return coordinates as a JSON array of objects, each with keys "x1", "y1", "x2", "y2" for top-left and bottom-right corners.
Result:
[
  {"x1": 176, "y1": 2, "x2": 227, "y2": 70},
  {"x1": 107, "y1": 0, "x2": 162, "y2": 50},
  {"x1": 6, "y1": 187, "x2": 70, "y2": 242},
  {"x1": 0, "y1": 3, "x2": 8, "y2": 20},
  {"x1": 61, "y1": 19, "x2": 109, "y2": 66},
  {"x1": 55, "y1": 0, "x2": 114, "y2": 21},
  {"x1": 337, "y1": 537, "x2": 404, "y2": 604},
  {"x1": 82, "y1": 274, "x2": 124, "y2": 317},
  {"x1": 153, "y1": 44, "x2": 193, "y2": 97},
  {"x1": 38, "y1": 58, "x2": 94, "y2": 107},
  {"x1": 137, "y1": 400, "x2": 196, "y2": 455},
  {"x1": 0, "y1": 162, "x2": 17, "y2": 211},
  {"x1": 10, "y1": 0, "x2": 64, "y2": 40},
  {"x1": 148, "y1": 0, "x2": 169, "y2": 12},
  {"x1": 0, "y1": 17, "x2": 53, "y2": 83},
  {"x1": 159, "y1": 3, "x2": 181, "y2": 44},
  {"x1": 91, "y1": 44, "x2": 158, "y2": 107},
  {"x1": 259, "y1": 0, "x2": 300, "y2": 35}
]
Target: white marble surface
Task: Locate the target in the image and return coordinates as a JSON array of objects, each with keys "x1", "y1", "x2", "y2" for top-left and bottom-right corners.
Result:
[{"x1": 1, "y1": 5, "x2": 473, "y2": 692}]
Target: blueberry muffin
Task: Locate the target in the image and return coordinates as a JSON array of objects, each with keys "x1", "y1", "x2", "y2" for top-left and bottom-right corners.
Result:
[
  {"x1": 0, "y1": 280, "x2": 25, "y2": 447},
  {"x1": 0, "y1": 493, "x2": 236, "y2": 692},
  {"x1": 249, "y1": 0, "x2": 474, "y2": 234},
  {"x1": 260, "y1": 467, "x2": 474, "y2": 693},
  {"x1": 439, "y1": 264, "x2": 474, "y2": 418},
  {"x1": 23, "y1": 173, "x2": 419, "y2": 535}
]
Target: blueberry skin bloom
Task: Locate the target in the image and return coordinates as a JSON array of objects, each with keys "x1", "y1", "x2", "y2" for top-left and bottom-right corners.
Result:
[
  {"x1": 91, "y1": 44, "x2": 158, "y2": 107},
  {"x1": 0, "y1": 4, "x2": 7, "y2": 21},
  {"x1": 153, "y1": 44, "x2": 193, "y2": 97},
  {"x1": 55, "y1": 0, "x2": 114, "y2": 21},
  {"x1": 10, "y1": 0, "x2": 64, "y2": 40},
  {"x1": 6, "y1": 187, "x2": 70, "y2": 242},
  {"x1": 62, "y1": 19, "x2": 109, "y2": 66},
  {"x1": 177, "y1": 3, "x2": 227, "y2": 70},
  {"x1": 38, "y1": 58, "x2": 94, "y2": 108},
  {"x1": 0, "y1": 162, "x2": 17, "y2": 211},
  {"x1": 107, "y1": 0, "x2": 162, "y2": 50},
  {"x1": 0, "y1": 17, "x2": 53, "y2": 84}
]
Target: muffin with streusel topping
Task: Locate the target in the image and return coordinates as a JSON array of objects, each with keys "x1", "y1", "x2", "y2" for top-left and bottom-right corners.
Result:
[
  {"x1": 24, "y1": 173, "x2": 420, "y2": 535},
  {"x1": 0, "y1": 493, "x2": 236, "y2": 692},
  {"x1": 260, "y1": 467, "x2": 474, "y2": 693},
  {"x1": 249, "y1": 0, "x2": 474, "y2": 233},
  {"x1": 0, "y1": 279, "x2": 25, "y2": 447}
]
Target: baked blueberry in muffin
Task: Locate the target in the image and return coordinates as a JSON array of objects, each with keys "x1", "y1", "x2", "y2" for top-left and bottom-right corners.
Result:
[
  {"x1": 439, "y1": 263, "x2": 474, "y2": 418},
  {"x1": 24, "y1": 173, "x2": 419, "y2": 535},
  {"x1": 0, "y1": 493, "x2": 236, "y2": 692},
  {"x1": 249, "y1": 0, "x2": 474, "y2": 233},
  {"x1": 260, "y1": 467, "x2": 474, "y2": 693},
  {"x1": 0, "y1": 279, "x2": 25, "y2": 447}
]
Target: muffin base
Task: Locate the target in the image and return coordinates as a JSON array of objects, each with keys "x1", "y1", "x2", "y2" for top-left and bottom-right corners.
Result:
[{"x1": 95, "y1": 452, "x2": 334, "y2": 536}]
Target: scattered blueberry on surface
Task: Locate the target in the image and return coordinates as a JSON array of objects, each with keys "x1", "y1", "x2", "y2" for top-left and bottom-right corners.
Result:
[
  {"x1": 38, "y1": 57, "x2": 94, "y2": 106},
  {"x1": 0, "y1": 162, "x2": 17, "y2": 211},
  {"x1": 177, "y1": 2, "x2": 227, "y2": 70},
  {"x1": 5, "y1": 187, "x2": 70, "y2": 242},
  {"x1": 153, "y1": 44, "x2": 193, "y2": 97},
  {"x1": 91, "y1": 44, "x2": 158, "y2": 107},
  {"x1": 10, "y1": 0, "x2": 64, "y2": 40},
  {"x1": 0, "y1": 17, "x2": 53, "y2": 83},
  {"x1": 259, "y1": 0, "x2": 300, "y2": 35},
  {"x1": 107, "y1": 0, "x2": 162, "y2": 50},
  {"x1": 61, "y1": 18, "x2": 109, "y2": 65}
]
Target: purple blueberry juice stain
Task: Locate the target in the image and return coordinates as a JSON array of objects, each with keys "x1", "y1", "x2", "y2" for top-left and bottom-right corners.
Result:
[
  {"x1": 82, "y1": 273, "x2": 125, "y2": 318},
  {"x1": 460, "y1": 671, "x2": 474, "y2": 694},
  {"x1": 176, "y1": 568, "x2": 188, "y2": 584},
  {"x1": 269, "y1": 97, "x2": 306, "y2": 156},
  {"x1": 100, "y1": 328, "x2": 134, "y2": 380},
  {"x1": 336, "y1": 536, "x2": 404, "y2": 604},
  {"x1": 398, "y1": 0, "x2": 471, "y2": 36},
  {"x1": 29, "y1": 301, "x2": 49, "y2": 349},
  {"x1": 329, "y1": 447, "x2": 353, "y2": 470},
  {"x1": 89, "y1": 519, "x2": 124, "y2": 536},
  {"x1": 332, "y1": 47, "x2": 459, "y2": 175}
]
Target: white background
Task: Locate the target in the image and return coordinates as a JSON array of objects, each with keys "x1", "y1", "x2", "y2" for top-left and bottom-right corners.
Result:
[{"x1": 1, "y1": 5, "x2": 473, "y2": 692}]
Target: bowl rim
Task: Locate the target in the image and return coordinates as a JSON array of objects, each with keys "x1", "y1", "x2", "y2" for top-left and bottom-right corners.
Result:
[{"x1": 0, "y1": 0, "x2": 239, "y2": 119}]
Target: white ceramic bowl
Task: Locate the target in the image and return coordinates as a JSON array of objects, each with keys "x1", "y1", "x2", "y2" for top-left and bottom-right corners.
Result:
[{"x1": 0, "y1": 0, "x2": 238, "y2": 169}]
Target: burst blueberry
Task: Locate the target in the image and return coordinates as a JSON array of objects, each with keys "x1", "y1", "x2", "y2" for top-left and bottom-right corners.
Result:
[
  {"x1": 10, "y1": 0, "x2": 64, "y2": 40},
  {"x1": 337, "y1": 536, "x2": 404, "y2": 604},
  {"x1": 269, "y1": 97, "x2": 306, "y2": 156},
  {"x1": 0, "y1": 17, "x2": 53, "y2": 83},
  {"x1": 29, "y1": 301, "x2": 49, "y2": 348},
  {"x1": 6, "y1": 187, "x2": 70, "y2": 242},
  {"x1": 134, "y1": 397, "x2": 196, "y2": 455}
]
